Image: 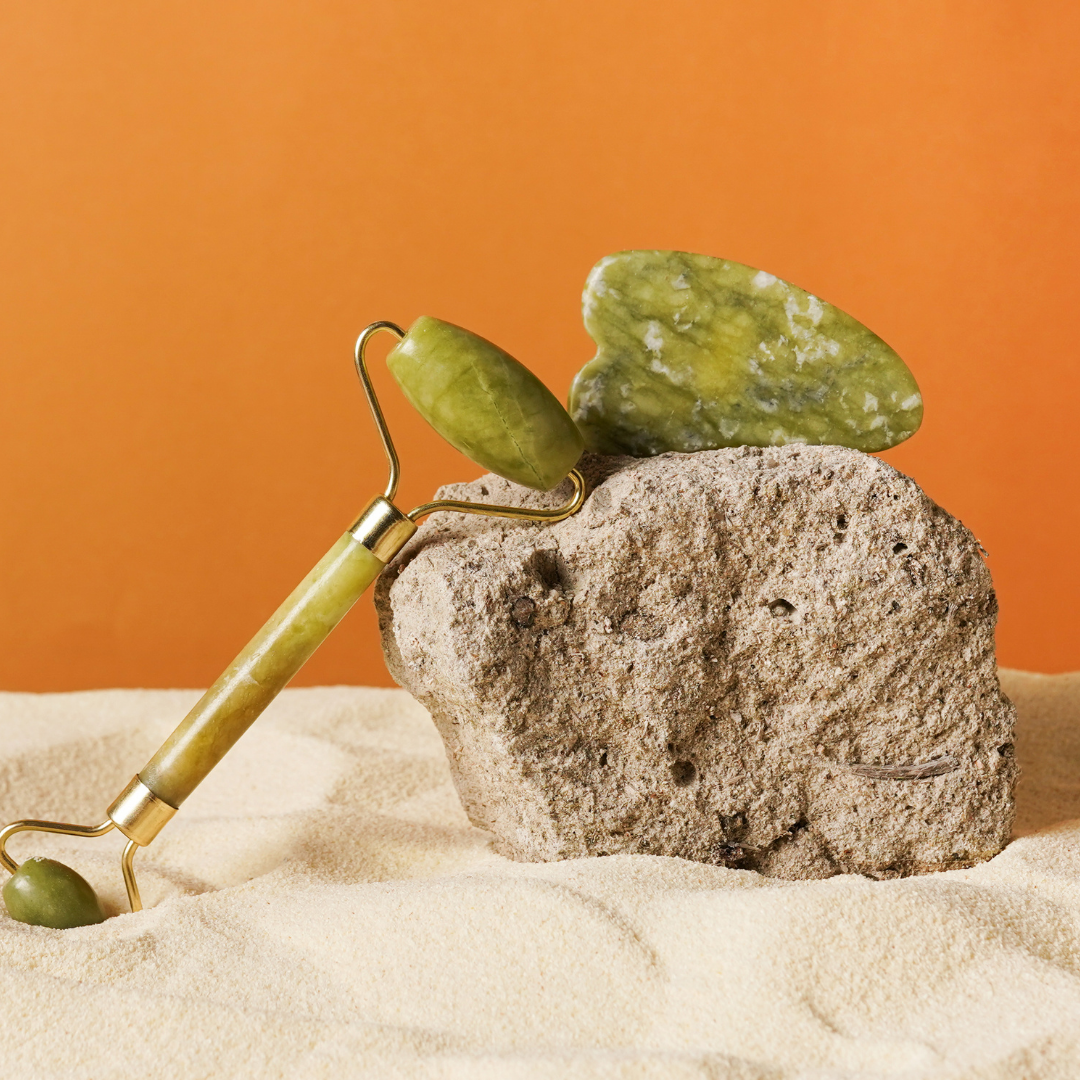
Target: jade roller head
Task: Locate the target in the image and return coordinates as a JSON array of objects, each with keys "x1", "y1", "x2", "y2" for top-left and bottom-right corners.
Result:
[
  {"x1": 0, "y1": 318, "x2": 585, "y2": 928},
  {"x1": 386, "y1": 316, "x2": 583, "y2": 491}
]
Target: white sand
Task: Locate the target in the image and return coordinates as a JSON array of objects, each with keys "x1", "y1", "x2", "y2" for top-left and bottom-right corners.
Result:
[{"x1": 0, "y1": 670, "x2": 1078, "y2": 1079}]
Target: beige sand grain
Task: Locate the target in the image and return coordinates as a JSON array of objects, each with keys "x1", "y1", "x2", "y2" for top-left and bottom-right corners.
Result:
[{"x1": 0, "y1": 670, "x2": 1077, "y2": 1078}]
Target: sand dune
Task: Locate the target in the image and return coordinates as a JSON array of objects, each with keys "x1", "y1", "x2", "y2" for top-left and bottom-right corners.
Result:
[{"x1": 0, "y1": 670, "x2": 1077, "y2": 1078}]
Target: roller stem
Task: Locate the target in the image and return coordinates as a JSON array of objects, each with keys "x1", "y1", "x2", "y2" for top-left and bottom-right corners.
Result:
[{"x1": 121, "y1": 840, "x2": 142, "y2": 913}]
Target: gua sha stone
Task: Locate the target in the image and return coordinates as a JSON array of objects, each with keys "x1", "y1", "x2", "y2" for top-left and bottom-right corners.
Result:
[
  {"x1": 569, "y1": 250, "x2": 923, "y2": 456},
  {"x1": 3, "y1": 857, "x2": 106, "y2": 929},
  {"x1": 387, "y1": 316, "x2": 584, "y2": 492}
]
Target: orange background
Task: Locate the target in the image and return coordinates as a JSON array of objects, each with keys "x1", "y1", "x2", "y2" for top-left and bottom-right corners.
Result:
[{"x1": 0, "y1": 2, "x2": 1077, "y2": 691}]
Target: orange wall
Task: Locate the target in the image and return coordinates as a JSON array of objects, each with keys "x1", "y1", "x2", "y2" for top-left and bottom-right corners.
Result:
[{"x1": 0, "y1": 1, "x2": 1076, "y2": 691}]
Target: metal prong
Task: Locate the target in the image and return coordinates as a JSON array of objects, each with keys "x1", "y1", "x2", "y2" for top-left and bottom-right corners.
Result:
[
  {"x1": 354, "y1": 322, "x2": 407, "y2": 503},
  {"x1": 0, "y1": 818, "x2": 114, "y2": 875},
  {"x1": 120, "y1": 838, "x2": 142, "y2": 913},
  {"x1": 0, "y1": 815, "x2": 147, "y2": 915},
  {"x1": 407, "y1": 467, "x2": 587, "y2": 525}
]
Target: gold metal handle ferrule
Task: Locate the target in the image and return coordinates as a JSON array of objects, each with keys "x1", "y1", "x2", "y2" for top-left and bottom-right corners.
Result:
[
  {"x1": 107, "y1": 776, "x2": 178, "y2": 847},
  {"x1": 349, "y1": 495, "x2": 418, "y2": 562}
]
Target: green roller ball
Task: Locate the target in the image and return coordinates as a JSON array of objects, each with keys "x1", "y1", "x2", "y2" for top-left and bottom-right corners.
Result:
[
  {"x1": 3, "y1": 857, "x2": 106, "y2": 929},
  {"x1": 386, "y1": 316, "x2": 584, "y2": 492}
]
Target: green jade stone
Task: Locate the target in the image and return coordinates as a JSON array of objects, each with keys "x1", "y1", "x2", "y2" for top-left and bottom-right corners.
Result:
[
  {"x1": 387, "y1": 316, "x2": 584, "y2": 492},
  {"x1": 140, "y1": 534, "x2": 385, "y2": 809},
  {"x1": 3, "y1": 857, "x2": 106, "y2": 929},
  {"x1": 569, "y1": 250, "x2": 923, "y2": 456}
]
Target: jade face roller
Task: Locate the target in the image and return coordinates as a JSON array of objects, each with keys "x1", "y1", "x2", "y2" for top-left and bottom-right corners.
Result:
[{"x1": 0, "y1": 317, "x2": 586, "y2": 929}]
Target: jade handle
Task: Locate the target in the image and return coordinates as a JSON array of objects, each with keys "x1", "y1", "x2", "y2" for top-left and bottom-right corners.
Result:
[{"x1": 139, "y1": 532, "x2": 386, "y2": 809}]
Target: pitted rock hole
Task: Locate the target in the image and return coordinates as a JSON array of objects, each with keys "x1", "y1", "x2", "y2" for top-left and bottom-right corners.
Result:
[
  {"x1": 893, "y1": 542, "x2": 908, "y2": 554},
  {"x1": 530, "y1": 549, "x2": 564, "y2": 590},
  {"x1": 769, "y1": 599, "x2": 796, "y2": 618},
  {"x1": 671, "y1": 760, "x2": 697, "y2": 786},
  {"x1": 511, "y1": 597, "x2": 536, "y2": 627}
]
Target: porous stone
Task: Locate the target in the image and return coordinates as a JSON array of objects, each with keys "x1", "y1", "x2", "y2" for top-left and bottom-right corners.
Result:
[{"x1": 376, "y1": 447, "x2": 1016, "y2": 879}]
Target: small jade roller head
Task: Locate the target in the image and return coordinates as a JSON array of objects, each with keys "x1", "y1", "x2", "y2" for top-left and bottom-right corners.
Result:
[
  {"x1": 386, "y1": 316, "x2": 584, "y2": 492},
  {"x1": 0, "y1": 317, "x2": 587, "y2": 929},
  {"x1": 2, "y1": 857, "x2": 105, "y2": 930}
]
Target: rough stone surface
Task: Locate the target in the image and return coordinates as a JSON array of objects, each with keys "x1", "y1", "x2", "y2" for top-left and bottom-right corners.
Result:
[{"x1": 375, "y1": 447, "x2": 1017, "y2": 879}]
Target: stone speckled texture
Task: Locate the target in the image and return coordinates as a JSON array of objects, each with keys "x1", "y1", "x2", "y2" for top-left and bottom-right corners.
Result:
[
  {"x1": 569, "y1": 250, "x2": 923, "y2": 457},
  {"x1": 375, "y1": 448, "x2": 1016, "y2": 879}
]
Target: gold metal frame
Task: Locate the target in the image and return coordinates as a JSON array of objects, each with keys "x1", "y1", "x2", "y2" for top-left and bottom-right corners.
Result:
[
  {"x1": 0, "y1": 772, "x2": 179, "y2": 914},
  {"x1": 407, "y1": 473, "x2": 585, "y2": 524},
  {"x1": 353, "y1": 321, "x2": 407, "y2": 503},
  {"x1": 0, "y1": 817, "x2": 115, "y2": 879},
  {"x1": 0, "y1": 321, "x2": 587, "y2": 920},
  {"x1": 352, "y1": 322, "x2": 587, "y2": 526},
  {"x1": 0, "y1": 817, "x2": 149, "y2": 913}
]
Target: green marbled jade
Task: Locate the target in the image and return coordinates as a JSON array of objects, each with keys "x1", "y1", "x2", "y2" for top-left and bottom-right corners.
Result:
[
  {"x1": 140, "y1": 534, "x2": 384, "y2": 808},
  {"x1": 3, "y1": 856, "x2": 106, "y2": 929},
  {"x1": 140, "y1": 317, "x2": 583, "y2": 812},
  {"x1": 387, "y1": 316, "x2": 584, "y2": 491},
  {"x1": 569, "y1": 250, "x2": 923, "y2": 456}
]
